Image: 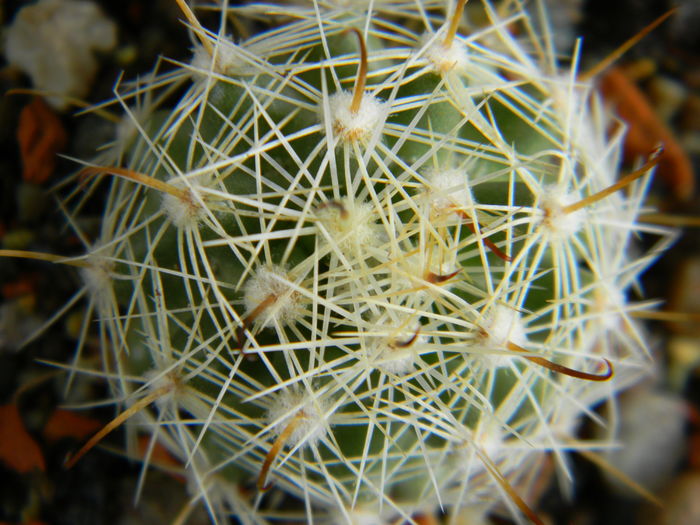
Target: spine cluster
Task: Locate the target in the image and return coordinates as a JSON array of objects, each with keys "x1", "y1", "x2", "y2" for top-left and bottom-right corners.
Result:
[{"x1": 55, "y1": 1, "x2": 675, "y2": 523}]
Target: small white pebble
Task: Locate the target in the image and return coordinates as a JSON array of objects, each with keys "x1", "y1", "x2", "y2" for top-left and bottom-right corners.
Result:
[
  {"x1": 5, "y1": 0, "x2": 117, "y2": 110},
  {"x1": 604, "y1": 388, "x2": 687, "y2": 494}
]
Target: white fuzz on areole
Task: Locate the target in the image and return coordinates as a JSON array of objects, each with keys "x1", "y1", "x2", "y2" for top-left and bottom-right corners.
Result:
[
  {"x1": 161, "y1": 190, "x2": 204, "y2": 229},
  {"x1": 374, "y1": 347, "x2": 415, "y2": 375},
  {"x1": 315, "y1": 197, "x2": 383, "y2": 255},
  {"x1": 160, "y1": 178, "x2": 209, "y2": 229},
  {"x1": 475, "y1": 415, "x2": 508, "y2": 460},
  {"x1": 449, "y1": 418, "x2": 510, "y2": 479},
  {"x1": 144, "y1": 367, "x2": 183, "y2": 411},
  {"x1": 323, "y1": 91, "x2": 388, "y2": 144},
  {"x1": 191, "y1": 44, "x2": 215, "y2": 75},
  {"x1": 422, "y1": 167, "x2": 474, "y2": 215},
  {"x1": 363, "y1": 316, "x2": 424, "y2": 375},
  {"x1": 81, "y1": 258, "x2": 112, "y2": 298},
  {"x1": 480, "y1": 305, "x2": 526, "y2": 347},
  {"x1": 591, "y1": 281, "x2": 627, "y2": 330},
  {"x1": 538, "y1": 185, "x2": 586, "y2": 238},
  {"x1": 397, "y1": 249, "x2": 461, "y2": 293},
  {"x1": 242, "y1": 266, "x2": 302, "y2": 327},
  {"x1": 266, "y1": 389, "x2": 328, "y2": 448},
  {"x1": 475, "y1": 305, "x2": 526, "y2": 368},
  {"x1": 420, "y1": 32, "x2": 469, "y2": 74},
  {"x1": 190, "y1": 39, "x2": 254, "y2": 77},
  {"x1": 80, "y1": 254, "x2": 114, "y2": 315}
]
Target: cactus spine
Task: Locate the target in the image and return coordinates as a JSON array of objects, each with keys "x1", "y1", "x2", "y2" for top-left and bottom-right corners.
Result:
[{"x1": 59, "y1": 0, "x2": 675, "y2": 523}]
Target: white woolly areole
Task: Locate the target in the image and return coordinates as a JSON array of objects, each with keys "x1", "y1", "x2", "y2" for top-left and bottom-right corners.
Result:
[
  {"x1": 397, "y1": 248, "x2": 460, "y2": 291},
  {"x1": 423, "y1": 168, "x2": 473, "y2": 214},
  {"x1": 450, "y1": 417, "x2": 508, "y2": 479},
  {"x1": 316, "y1": 198, "x2": 383, "y2": 254},
  {"x1": 387, "y1": 249, "x2": 461, "y2": 311},
  {"x1": 242, "y1": 266, "x2": 301, "y2": 327},
  {"x1": 266, "y1": 389, "x2": 328, "y2": 448},
  {"x1": 81, "y1": 257, "x2": 111, "y2": 297},
  {"x1": 323, "y1": 91, "x2": 387, "y2": 144},
  {"x1": 476, "y1": 305, "x2": 526, "y2": 369},
  {"x1": 161, "y1": 191, "x2": 204, "y2": 229},
  {"x1": 190, "y1": 39, "x2": 252, "y2": 77},
  {"x1": 480, "y1": 305, "x2": 526, "y2": 347},
  {"x1": 420, "y1": 32, "x2": 469, "y2": 74},
  {"x1": 539, "y1": 186, "x2": 586, "y2": 238},
  {"x1": 365, "y1": 316, "x2": 424, "y2": 375},
  {"x1": 144, "y1": 368, "x2": 183, "y2": 412},
  {"x1": 475, "y1": 415, "x2": 507, "y2": 460},
  {"x1": 80, "y1": 254, "x2": 113, "y2": 315},
  {"x1": 375, "y1": 351, "x2": 415, "y2": 375},
  {"x1": 160, "y1": 177, "x2": 212, "y2": 229},
  {"x1": 592, "y1": 281, "x2": 627, "y2": 330}
]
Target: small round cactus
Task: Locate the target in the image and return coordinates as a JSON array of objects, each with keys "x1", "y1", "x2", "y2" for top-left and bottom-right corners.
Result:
[{"x1": 53, "y1": 0, "x2": 676, "y2": 523}]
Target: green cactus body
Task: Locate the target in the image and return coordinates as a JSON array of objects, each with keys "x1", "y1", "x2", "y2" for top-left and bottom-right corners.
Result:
[{"x1": 66, "y1": 1, "x2": 675, "y2": 522}]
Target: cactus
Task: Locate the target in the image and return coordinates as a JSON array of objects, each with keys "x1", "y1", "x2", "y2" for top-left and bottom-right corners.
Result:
[{"x1": 46, "y1": 0, "x2": 676, "y2": 523}]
